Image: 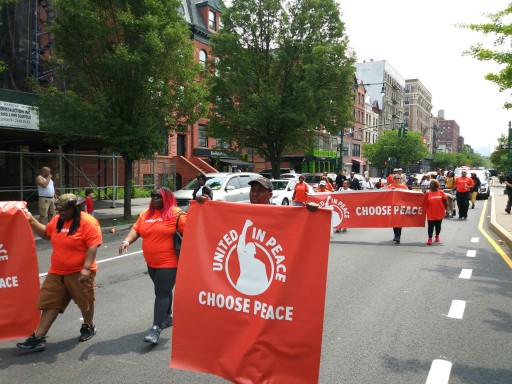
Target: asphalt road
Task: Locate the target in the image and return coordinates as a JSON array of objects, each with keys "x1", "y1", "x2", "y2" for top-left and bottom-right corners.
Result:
[{"x1": 1, "y1": 188, "x2": 512, "y2": 384}]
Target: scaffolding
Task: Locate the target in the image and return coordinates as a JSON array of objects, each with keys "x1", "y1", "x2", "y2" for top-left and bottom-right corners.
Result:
[{"x1": 0, "y1": 0, "x2": 55, "y2": 91}]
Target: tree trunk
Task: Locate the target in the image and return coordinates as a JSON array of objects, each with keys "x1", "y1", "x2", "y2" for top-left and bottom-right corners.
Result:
[{"x1": 123, "y1": 157, "x2": 133, "y2": 220}]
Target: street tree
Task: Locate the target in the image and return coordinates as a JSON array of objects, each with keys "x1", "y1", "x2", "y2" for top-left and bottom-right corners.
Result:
[
  {"x1": 207, "y1": 0, "x2": 355, "y2": 179},
  {"x1": 0, "y1": 0, "x2": 17, "y2": 73},
  {"x1": 35, "y1": 0, "x2": 208, "y2": 219},
  {"x1": 461, "y1": 4, "x2": 512, "y2": 109},
  {"x1": 490, "y1": 134, "x2": 509, "y2": 171},
  {"x1": 363, "y1": 130, "x2": 428, "y2": 169}
]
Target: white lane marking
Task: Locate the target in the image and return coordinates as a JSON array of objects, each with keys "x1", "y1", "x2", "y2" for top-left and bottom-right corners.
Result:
[
  {"x1": 447, "y1": 300, "x2": 466, "y2": 319},
  {"x1": 426, "y1": 359, "x2": 452, "y2": 384},
  {"x1": 466, "y1": 250, "x2": 476, "y2": 257},
  {"x1": 471, "y1": 237, "x2": 479, "y2": 243},
  {"x1": 38, "y1": 250, "x2": 143, "y2": 278},
  {"x1": 459, "y1": 269, "x2": 473, "y2": 279}
]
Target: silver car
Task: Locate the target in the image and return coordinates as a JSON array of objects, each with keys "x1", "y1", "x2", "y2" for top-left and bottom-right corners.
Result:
[{"x1": 173, "y1": 172, "x2": 261, "y2": 210}]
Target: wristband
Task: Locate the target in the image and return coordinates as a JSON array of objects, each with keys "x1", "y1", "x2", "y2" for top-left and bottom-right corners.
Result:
[{"x1": 121, "y1": 240, "x2": 130, "y2": 246}]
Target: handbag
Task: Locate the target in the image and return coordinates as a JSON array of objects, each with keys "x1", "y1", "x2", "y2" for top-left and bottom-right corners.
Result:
[{"x1": 173, "y1": 211, "x2": 183, "y2": 258}]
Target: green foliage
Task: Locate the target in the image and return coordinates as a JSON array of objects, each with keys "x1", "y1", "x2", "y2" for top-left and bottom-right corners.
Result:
[
  {"x1": 363, "y1": 130, "x2": 428, "y2": 168},
  {"x1": 490, "y1": 134, "x2": 510, "y2": 171},
  {"x1": 208, "y1": 0, "x2": 355, "y2": 179},
  {"x1": 460, "y1": 4, "x2": 512, "y2": 109},
  {"x1": 0, "y1": 0, "x2": 17, "y2": 73},
  {"x1": 433, "y1": 147, "x2": 490, "y2": 170},
  {"x1": 34, "y1": 0, "x2": 209, "y2": 218}
]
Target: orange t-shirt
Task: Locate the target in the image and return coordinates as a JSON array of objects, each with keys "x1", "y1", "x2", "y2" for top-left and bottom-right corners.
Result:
[
  {"x1": 386, "y1": 183, "x2": 408, "y2": 190},
  {"x1": 426, "y1": 190, "x2": 447, "y2": 220},
  {"x1": 325, "y1": 181, "x2": 333, "y2": 191},
  {"x1": 47, "y1": 211, "x2": 102, "y2": 275},
  {"x1": 133, "y1": 207, "x2": 186, "y2": 268},
  {"x1": 386, "y1": 174, "x2": 394, "y2": 185},
  {"x1": 454, "y1": 176, "x2": 474, "y2": 193},
  {"x1": 294, "y1": 182, "x2": 309, "y2": 203}
]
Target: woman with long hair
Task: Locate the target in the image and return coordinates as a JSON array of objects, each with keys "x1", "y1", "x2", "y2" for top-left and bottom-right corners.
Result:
[
  {"x1": 425, "y1": 179, "x2": 448, "y2": 245},
  {"x1": 18, "y1": 194, "x2": 102, "y2": 352},
  {"x1": 119, "y1": 186, "x2": 186, "y2": 345}
]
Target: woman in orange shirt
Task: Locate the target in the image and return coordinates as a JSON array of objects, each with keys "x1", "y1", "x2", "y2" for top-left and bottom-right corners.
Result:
[
  {"x1": 18, "y1": 194, "x2": 102, "y2": 352},
  {"x1": 119, "y1": 187, "x2": 186, "y2": 345},
  {"x1": 425, "y1": 179, "x2": 447, "y2": 245}
]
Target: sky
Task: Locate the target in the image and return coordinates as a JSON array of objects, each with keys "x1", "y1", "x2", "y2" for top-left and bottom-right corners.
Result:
[{"x1": 340, "y1": 0, "x2": 512, "y2": 156}]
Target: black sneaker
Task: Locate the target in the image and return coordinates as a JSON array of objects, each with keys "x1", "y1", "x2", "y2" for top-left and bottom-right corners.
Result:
[
  {"x1": 161, "y1": 316, "x2": 173, "y2": 329},
  {"x1": 16, "y1": 333, "x2": 46, "y2": 352},
  {"x1": 506, "y1": 208, "x2": 511, "y2": 214},
  {"x1": 79, "y1": 324, "x2": 96, "y2": 342},
  {"x1": 143, "y1": 325, "x2": 161, "y2": 345}
]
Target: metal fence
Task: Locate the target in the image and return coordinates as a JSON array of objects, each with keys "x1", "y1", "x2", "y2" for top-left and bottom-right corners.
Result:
[{"x1": 0, "y1": 150, "x2": 176, "y2": 204}]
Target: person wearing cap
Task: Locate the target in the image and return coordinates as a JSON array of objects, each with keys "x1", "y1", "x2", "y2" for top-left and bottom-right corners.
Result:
[
  {"x1": 18, "y1": 194, "x2": 102, "y2": 352},
  {"x1": 317, "y1": 180, "x2": 330, "y2": 193},
  {"x1": 454, "y1": 170, "x2": 474, "y2": 220},
  {"x1": 362, "y1": 176, "x2": 374, "y2": 190},
  {"x1": 248, "y1": 177, "x2": 274, "y2": 204},
  {"x1": 292, "y1": 175, "x2": 309, "y2": 206},
  {"x1": 321, "y1": 172, "x2": 334, "y2": 191}
]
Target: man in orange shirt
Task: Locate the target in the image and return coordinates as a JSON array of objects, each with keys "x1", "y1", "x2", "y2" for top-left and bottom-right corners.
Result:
[
  {"x1": 386, "y1": 174, "x2": 409, "y2": 244},
  {"x1": 453, "y1": 170, "x2": 474, "y2": 220},
  {"x1": 292, "y1": 175, "x2": 309, "y2": 206},
  {"x1": 18, "y1": 194, "x2": 102, "y2": 352},
  {"x1": 317, "y1": 180, "x2": 330, "y2": 193}
]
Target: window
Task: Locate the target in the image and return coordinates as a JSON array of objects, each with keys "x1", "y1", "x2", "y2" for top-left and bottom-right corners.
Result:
[
  {"x1": 227, "y1": 176, "x2": 240, "y2": 190},
  {"x1": 352, "y1": 144, "x2": 361, "y2": 157},
  {"x1": 239, "y1": 176, "x2": 251, "y2": 188},
  {"x1": 216, "y1": 138, "x2": 229, "y2": 149},
  {"x1": 208, "y1": 10, "x2": 216, "y2": 30},
  {"x1": 199, "y1": 50, "x2": 207, "y2": 68},
  {"x1": 198, "y1": 124, "x2": 208, "y2": 147}
]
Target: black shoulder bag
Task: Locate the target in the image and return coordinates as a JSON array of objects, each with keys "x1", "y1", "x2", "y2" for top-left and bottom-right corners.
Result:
[{"x1": 173, "y1": 211, "x2": 183, "y2": 258}]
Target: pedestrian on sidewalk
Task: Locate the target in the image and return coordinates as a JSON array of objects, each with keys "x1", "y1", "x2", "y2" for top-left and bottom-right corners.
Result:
[
  {"x1": 36, "y1": 166, "x2": 56, "y2": 224},
  {"x1": 505, "y1": 171, "x2": 512, "y2": 214},
  {"x1": 17, "y1": 194, "x2": 102, "y2": 352},
  {"x1": 84, "y1": 188, "x2": 95, "y2": 216},
  {"x1": 119, "y1": 186, "x2": 186, "y2": 345},
  {"x1": 425, "y1": 180, "x2": 447, "y2": 245}
]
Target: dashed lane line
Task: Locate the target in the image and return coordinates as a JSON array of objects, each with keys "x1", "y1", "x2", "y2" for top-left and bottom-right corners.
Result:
[
  {"x1": 466, "y1": 250, "x2": 476, "y2": 257},
  {"x1": 459, "y1": 269, "x2": 472, "y2": 279},
  {"x1": 478, "y1": 199, "x2": 512, "y2": 269},
  {"x1": 446, "y1": 300, "x2": 466, "y2": 319},
  {"x1": 471, "y1": 237, "x2": 479, "y2": 242},
  {"x1": 425, "y1": 359, "x2": 452, "y2": 384}
]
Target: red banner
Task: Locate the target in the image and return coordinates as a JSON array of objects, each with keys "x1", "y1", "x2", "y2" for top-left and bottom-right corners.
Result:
[
  {"x1": 0, "y1": 202, "x2": 40, "y2": 341},
  {"x1": 170, "y1": 201, "x2": 332, "y2": 384},
  {"x1": 308, "y1": 190, "x2": 427, "y2": 229}
]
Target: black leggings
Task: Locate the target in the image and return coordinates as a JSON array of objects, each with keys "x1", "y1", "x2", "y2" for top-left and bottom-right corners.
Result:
[
  {"x1": 427, "y1": 220, "x2": 442, "y2": 238},
  {"x1": 147, "y1": 266, "x2": 177, "y2": 328}
]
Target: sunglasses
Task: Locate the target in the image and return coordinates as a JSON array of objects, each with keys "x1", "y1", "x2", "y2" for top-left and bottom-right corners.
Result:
[{"x1": 151, "y1": 193, "x2": 162, "y2": 199}]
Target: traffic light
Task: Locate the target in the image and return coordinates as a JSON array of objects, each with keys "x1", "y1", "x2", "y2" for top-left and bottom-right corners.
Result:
[{"x1": 403, "y1": 127, "x2": 408, "y2": 137}]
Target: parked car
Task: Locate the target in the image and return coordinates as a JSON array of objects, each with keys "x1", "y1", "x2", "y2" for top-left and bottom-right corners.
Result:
[
  {"x1": 270, "y1": 179, "x2": 313, "y2": 205},
  {"x1": 304, "y1": 173, "x2": 337, "y2": 191},
  {"x1": 279, "y1": 173, "x2": 300, "y2": 180},
  {"x1": 259, "y1": 168, "x2": 297, "y2": 179},
  {"x1": 173, "y1": 172, "x2": 261, "y2": 211}
]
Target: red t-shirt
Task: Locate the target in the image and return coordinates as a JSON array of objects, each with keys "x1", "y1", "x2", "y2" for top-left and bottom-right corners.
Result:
[
  {"x1": 46, "y1": 212, "x2": 102, "y2": 275},
  {"x1": 294, "y1": 182, "x2": 309, "y2": 203},
  {"x1": 133, "y1": 207, "x2": 186, "y2": 268},
  {"x1": 426, "y1": 190, "x2": 447, "y2": 220},
  {"x1": 386, "y1": 183, "x2": 408, "y2": 190},
  {"x1": 85, "y1": 196, "x2": 94, "y2": 214}
]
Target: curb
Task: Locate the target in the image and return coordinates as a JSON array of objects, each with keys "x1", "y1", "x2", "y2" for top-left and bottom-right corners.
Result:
[{"x1": 489, "y1": 194, "x2": 512, "y2": 248}]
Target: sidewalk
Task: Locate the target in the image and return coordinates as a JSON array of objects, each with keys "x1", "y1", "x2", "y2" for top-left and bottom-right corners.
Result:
[{"x1": 489, "y1": 186, "x2": 512, "y2": 248}]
